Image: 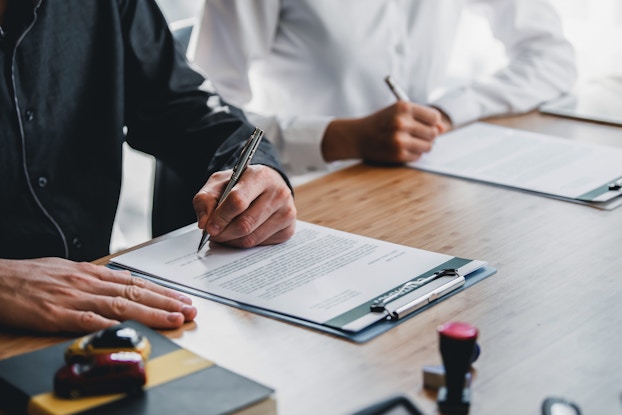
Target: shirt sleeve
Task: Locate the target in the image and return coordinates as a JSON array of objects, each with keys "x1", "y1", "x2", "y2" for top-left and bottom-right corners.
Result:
[
  {"x1": 431, "y1": 0, "x2": 577, "y2": 127},
  {"x1": 119, "y1": 0, "x2": 290, "y2": 190},
  {"x1": 192, "y1": 0, "x2": 333, "y2": 175}
]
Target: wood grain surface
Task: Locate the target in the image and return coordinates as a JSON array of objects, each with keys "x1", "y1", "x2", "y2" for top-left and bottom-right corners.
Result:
[{"x1": 1, "y1": 112, "x2": 621, "y2": 415}]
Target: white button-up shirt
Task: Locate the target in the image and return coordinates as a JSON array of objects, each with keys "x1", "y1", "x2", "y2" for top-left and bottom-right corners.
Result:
[{"x1": 193, "y1": 0, "x2": 576, "y2": 178}]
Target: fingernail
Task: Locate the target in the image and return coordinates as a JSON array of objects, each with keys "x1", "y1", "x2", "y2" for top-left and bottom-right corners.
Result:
[
  {"x1": 182, "y1": 305, "x2": 197, "y2": 321},
  {"x1": 182, "y1": 305, "x2": 196, "y2": 315},
  {"x1": 178, "y1": 295, "x2": 192, "y2": 304},
  {"x1": 167, "y1": 312, "x2": 183, "y2": 323},
  {"x1": 207, "y1": 224, "x2": 222, "y2": 235}
]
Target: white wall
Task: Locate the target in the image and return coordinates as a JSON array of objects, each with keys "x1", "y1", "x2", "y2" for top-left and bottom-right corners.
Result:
[
  {"x1": 447, "y1": 0, "x2": 622, "y2": 84},
  {"x1": 550, "y1": 0, "x2": 622, "y2": 80}
]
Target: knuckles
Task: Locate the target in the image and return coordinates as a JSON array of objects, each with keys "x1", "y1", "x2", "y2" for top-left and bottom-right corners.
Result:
[
  {"x1": 111, "y1": 296, "x2": 130, "y2": 315},
  {"x1": 279, "y1": 223, "x2": 297, "y2": 242},
  {"x1": 281, "y1": 203, "x2": 297, "y2": 224},
  {"x1": 393, "y1": 100, "x2": 411, "y2": 114},
  {"x1": 235, "y1": 214, "x2": 258, "y2": 236},
  {"x1": 75, "y1": 261, "x2": 100, "y2": 276},
  {"x1": 391, "y1": 116, "x2": 409, "y2": 133},
  {"x1": 223, "y1": 189, "x2": 250, "y2": 214},
  {"x1": 237, "y1": 234, "x2": 259, "y2": 249},
  {"x1": 123, "y1": 284, "x2": 143, "y2": 302},
  {"x1": 273, "y1": 183, "x2": 294, "y2": 203}
]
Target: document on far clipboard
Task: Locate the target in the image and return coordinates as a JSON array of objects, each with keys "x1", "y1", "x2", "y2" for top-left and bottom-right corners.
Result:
[
  {"x1": 111, "y1": 221, "x2": 487, "y2": 332},
  {"x1": 410, "y1": 123, "x2": 622, "y2": 210}
]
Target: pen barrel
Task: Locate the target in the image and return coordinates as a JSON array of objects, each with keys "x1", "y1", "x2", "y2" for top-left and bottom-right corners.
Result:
[{"x1": 438, "y1": 322, "x2": 478, "y2": 402}]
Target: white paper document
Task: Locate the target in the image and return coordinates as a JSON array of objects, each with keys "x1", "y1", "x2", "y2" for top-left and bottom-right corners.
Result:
[
  {"x1": 410, "y1": 123, "x2": 622, "y2": 209},
  {"x1": 111, "y1": 221, "x2": 487, "y2": 332}
]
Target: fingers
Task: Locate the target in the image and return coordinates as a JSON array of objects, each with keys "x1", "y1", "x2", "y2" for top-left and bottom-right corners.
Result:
[
  {"x1": 204, "y1": 174, "x2": 260, "y2": 237},
  {"x1": 64, "y1": 263, "x2": 196, "y2": 320},
  {"x1": 193, "y1": 170, "x2": 230, "y2": 229},
  {"x1": 42, "y1": 299, "x2": 184, "y2": 334},
  {"x1": 373, "y1": 102, "x2": 445, "y2": 162},
  {"x1": 48, "y1": 308, "x2": 121, "y2": 333},
  {"x1": 223, "y1": 220, "x2": 296, "y2": 248},
  {"x1": 212, "y1": 195, "x2": 297, "y2": 247},
  {"x1": 398, "y1": 101, "x2": 443, "y2": 141},
  {"x1": 55, "y1": 262, "x2": 196, "y2": 332},
  {"x1": 89, "y1": 281, "x2": 196, "y2": 322},
  {"x1": 196, "y1": 166, "x2": 296, "y2": 247},
  {"x1": 363, "y1": 122, "x2": 433, "y2": 163},
  {"x1": 44, "y1": 280, "x2": 196, "y2": 333},
  {"x1": 0, "y1": 257, "x2": 198, "y2": 334},
  {"x1": 94, "y1": 266, "x2": 194, "y2": 305},
  {"x1": 46, "y1": 290, "x2": 194, "y2": 333},
  {"x1": 407, "y1": 102, "x2": 444, "y2": 133},
  {"x1": 88, "y1": 294, "x2": 189, "y2": 329},
  {"x1": 91, "y1": 268, "x2": 198, "y2": 323}
]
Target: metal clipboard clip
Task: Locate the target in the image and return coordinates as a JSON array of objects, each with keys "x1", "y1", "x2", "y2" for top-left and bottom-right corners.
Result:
[
  {"x1": 370, "y1": 269, "x2": 465, "y2": 320},
  {"x1": 608, "y1": 178, "x2": 622, "y2": 191}
]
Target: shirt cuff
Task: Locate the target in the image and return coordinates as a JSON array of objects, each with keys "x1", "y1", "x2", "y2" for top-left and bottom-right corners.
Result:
[
  {"x1": 278, "y1": 115, "x2": 334, "y2": 176},
  {"x1": 430, "y1": 87, "x2": 485, "y2": 127}
]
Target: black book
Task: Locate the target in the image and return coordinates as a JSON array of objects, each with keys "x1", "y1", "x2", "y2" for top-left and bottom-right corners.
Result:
[{"x1": 0, "y1": 321, "x2": 275, "y2": 415}]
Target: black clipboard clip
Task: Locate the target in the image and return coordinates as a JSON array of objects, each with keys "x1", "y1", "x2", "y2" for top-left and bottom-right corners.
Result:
[
  {"x1": 370, "y1": 269, "x2": 464, "y2": 320},
  {"x1": 608, "y1": 178, "x2": 622, "y2": 191}
]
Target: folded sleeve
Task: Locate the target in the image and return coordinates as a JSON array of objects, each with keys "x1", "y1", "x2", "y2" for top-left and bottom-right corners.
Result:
[{"x1": 432, "y1": 0, "x2": 577, "y2": 126}]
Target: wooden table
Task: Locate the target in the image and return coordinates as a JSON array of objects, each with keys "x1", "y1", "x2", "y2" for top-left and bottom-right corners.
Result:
[{"x1": 2, "y1": 111, "x2": 621, "y2": 415}]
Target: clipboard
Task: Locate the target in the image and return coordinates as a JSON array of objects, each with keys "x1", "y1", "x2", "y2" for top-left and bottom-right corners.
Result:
[
  {"x1": 106, "y1": 264, "x2": 497, "y2": 343},
  {"x1": 539, "y1": 76, "x2": 622, "y2": 127},
  {"x1": 108, "y1": 221, "x2": 496, "y2": 343},
  {"x1": 575, "y1": 176, "x2": 622, "y2": 204},
  {"x1": 410, "y1": 123, "x2": 622, "y2": 210}
]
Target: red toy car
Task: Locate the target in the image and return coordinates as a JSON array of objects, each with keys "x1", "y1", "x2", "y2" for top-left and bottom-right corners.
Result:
[{"x1": 54, "y1": 352, "x2": 147, "y2": 399}]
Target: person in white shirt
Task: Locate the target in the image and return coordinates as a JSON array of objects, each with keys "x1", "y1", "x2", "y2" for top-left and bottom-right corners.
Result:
[{"x1": 192, "y1": 0, "x2": 576, "y2": 182}]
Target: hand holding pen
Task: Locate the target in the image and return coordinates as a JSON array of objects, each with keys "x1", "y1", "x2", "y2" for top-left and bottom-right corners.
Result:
[
  {"x1": 321, "y1": 76, "x2": 449, "y2": 164},
  {"x1": 384, "y1": 75, "x2": 450, "y2": 134},
  {"x1": 197, "y1": 127, "x2": 263, "y2": 252},
  {"x1": 194, "y1": 127, "x2": 297, "y2": 251}
]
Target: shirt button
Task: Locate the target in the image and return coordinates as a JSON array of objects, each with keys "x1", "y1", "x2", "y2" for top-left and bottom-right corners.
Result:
[
  {"x1": 24, "y1": 109, "x2": 35, "y2": 121},
  {"x1": 72, "y1": 237, "x2": 82, "y2": 249},
  {"x1": 38, "y1": 176, "x2": 48, "y2": 188},
  {"x1": 395, "y1": 43, "x2": 405, "y2": 55}
]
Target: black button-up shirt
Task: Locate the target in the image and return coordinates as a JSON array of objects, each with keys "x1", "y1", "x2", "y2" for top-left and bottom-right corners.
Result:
[{"x1": 0, "y1": 0, "x2": 285, "y2": 261}]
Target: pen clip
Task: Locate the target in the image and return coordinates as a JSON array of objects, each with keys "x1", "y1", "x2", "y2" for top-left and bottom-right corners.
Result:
[
  {"x1": 220, "y1": 128, "x2": 264, "y2": 198},
  {"x1": 233, "y1": 128, "x2": 263, "y2": 173},
  {"x1": 370, "y1": 269, "x2": 461, "y2": 316}
]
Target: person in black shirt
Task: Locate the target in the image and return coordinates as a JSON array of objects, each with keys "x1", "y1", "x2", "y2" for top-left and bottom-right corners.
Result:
[{"x1": 0, "y1": 0, "x2": 296, "y2": 333}]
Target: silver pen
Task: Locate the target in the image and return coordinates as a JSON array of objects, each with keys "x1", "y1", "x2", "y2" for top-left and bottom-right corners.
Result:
[
  {"x1": 197, "y1": 127, "x2": 264, "y2": 253},
  {"x1": 384, "y1": 75, "x2": 410, "y2": 101}
]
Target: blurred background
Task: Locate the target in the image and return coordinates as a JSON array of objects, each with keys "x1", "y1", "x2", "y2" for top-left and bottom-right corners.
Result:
[{"x1": 111, "y1": 0, "x2": 622, "y2": 252}]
